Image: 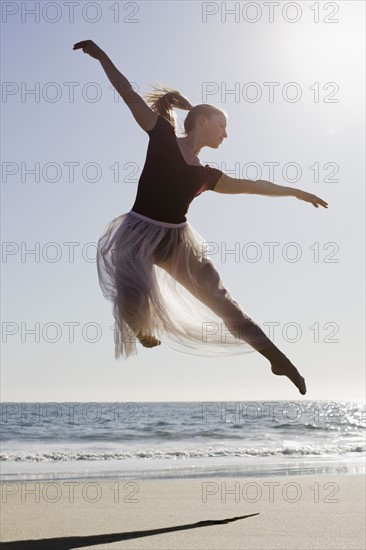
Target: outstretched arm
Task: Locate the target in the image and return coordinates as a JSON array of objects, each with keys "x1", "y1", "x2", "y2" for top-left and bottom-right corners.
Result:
[
  {"x1": 73, "y1": 40, "x2": 157, "y2": 132},
  {"x1": 214, "y1": 174, "x2": 328, "y2": 209}
]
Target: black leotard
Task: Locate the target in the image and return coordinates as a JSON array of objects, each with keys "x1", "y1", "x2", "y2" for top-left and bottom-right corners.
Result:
[{"x1": 131, "y1": 114, "x2": 223, "y2": 224}]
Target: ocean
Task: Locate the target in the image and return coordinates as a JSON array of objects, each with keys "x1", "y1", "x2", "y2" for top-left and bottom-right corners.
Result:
[{"x1": 1, "y1": 401, "x2": 364, "y2": 482}]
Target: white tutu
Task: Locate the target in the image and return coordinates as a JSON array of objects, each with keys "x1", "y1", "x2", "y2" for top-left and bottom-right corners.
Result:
[{"x1": 97, "y1": 210, "x2": 271, "y2": 360}]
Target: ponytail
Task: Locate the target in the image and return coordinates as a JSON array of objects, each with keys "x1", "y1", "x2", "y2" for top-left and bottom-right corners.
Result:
[
  {"x1": 143, "y1": 82, "x2": 227, "y2": 134},
  {"x1": 143, "y1": 83, "x2": 193, "y2": 130}
]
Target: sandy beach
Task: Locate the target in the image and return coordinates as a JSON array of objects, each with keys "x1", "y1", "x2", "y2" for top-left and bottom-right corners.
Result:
[{"x1": 0, "y1": 473, "x2": 364, "y2": 549}]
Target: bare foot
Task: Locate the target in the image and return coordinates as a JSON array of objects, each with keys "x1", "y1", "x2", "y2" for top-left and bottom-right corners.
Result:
[
  {"x1": 137, "y1": 331, "x2": 161, "y2": 348},
  {"x1": 270, "y1": 352, "x2": 307, "y2": 395}
]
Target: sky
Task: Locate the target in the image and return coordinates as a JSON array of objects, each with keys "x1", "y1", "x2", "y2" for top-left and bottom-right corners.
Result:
[{"x1": 1, "y1": 0, "x2": 365, "y2": 402}]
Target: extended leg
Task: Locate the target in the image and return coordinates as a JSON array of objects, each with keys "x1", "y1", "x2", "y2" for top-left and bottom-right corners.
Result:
[{"x1": 156, "y1": 249, "x2": 306, "y2": 394}]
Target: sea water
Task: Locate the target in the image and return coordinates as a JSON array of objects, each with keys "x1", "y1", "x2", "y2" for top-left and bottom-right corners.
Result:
[{"x1": 1, "y1": 401, "x2": 364, "y2": 481}]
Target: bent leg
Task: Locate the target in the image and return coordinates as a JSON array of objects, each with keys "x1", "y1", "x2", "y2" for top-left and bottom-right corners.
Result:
[{"x1": 114, "y1": 245, "x2": 161, "y2": 348}]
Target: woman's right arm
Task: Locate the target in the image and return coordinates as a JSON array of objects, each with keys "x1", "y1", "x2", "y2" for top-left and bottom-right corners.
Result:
[{"x1": 73, "y1": 40, "x2": 158, "y2": 132}]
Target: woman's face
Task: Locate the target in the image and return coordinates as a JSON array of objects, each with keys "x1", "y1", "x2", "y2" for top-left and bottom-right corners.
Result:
[{"x1": 203, "y1": 112, "x2": 228, "y2": 148}]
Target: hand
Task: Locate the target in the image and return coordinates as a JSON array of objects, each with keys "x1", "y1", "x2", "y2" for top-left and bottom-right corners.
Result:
[
  {"x1": 294, "y1": 189, "x2": 328, "y2": 209},
  {"x1": 73, "y1": 40, "x2": 105, "y2": 60}
]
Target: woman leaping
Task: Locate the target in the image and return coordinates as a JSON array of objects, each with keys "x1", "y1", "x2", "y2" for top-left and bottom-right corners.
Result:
[{"x1": 73, "y1": 40, "x2": 329, "y2": 395}]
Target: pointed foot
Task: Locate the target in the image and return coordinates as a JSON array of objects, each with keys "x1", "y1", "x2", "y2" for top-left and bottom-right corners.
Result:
[{"x1": 271, "y1": 356, "x2": 307, "y2": 395}]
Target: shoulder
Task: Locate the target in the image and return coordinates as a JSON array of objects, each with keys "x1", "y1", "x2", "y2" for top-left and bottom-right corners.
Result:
[
  {"x1": 202, "y1": 164, "x2": 224, "y2": 191},
  {"x1": 203, "y1": 164, "x2": 223, "y2": 177},
  {"x1": 147, "y1": 113, "x2": 175, "y2": 135}
]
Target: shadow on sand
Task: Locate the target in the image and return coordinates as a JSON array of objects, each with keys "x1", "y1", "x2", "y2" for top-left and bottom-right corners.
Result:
[{"x1": 1, "y1": 513, "x2": 260, "y2": 549}]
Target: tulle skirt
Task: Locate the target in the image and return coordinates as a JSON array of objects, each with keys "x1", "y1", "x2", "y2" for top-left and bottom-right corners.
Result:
[{"x1": 97, "y1": 210, "x2": 271, "y2": 360}]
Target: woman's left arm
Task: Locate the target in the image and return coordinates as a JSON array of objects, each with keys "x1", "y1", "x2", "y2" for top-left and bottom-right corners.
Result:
[{"x1": 214, "y1": 175, "x2": 328, "y2": 209}]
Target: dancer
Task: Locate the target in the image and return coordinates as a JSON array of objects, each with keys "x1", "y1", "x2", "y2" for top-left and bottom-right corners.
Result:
[{"x1": 73, "y1": 40, "x2": 329, "y2": 395}]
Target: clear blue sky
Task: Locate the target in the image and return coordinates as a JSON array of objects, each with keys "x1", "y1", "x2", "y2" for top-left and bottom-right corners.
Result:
[{"x1": 1, "y1": 1, "x2": 365, "y2": 402}]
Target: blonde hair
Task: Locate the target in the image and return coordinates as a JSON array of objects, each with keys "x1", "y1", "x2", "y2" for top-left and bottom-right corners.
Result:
[{"x1": 143, "y1": 83, "x2": 226, "y2": 135}]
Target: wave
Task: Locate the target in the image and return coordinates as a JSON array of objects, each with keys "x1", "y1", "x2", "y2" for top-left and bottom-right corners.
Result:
[{"x1": 1, "y1": 444, "x2": 364, "y2": 462}]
